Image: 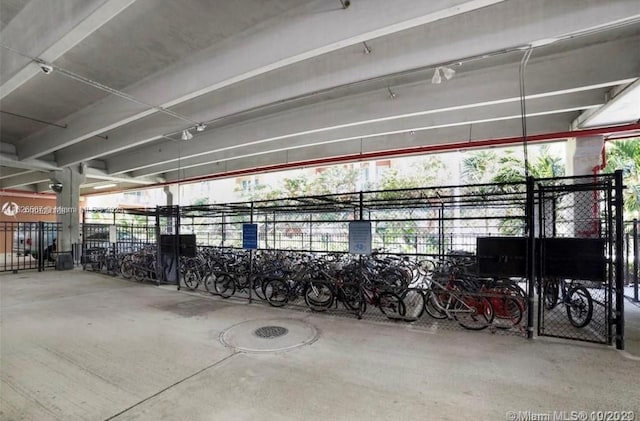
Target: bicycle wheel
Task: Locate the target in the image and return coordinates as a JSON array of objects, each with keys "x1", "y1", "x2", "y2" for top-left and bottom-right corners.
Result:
[
  {"x1": 304, "y1": 282, "x2": 334, "y2": 312},
  {"x1": 121, "y1": 259, "x2": 133, "y2": 279},
  {"x1": 566, "y1": 285, "x2": 593, "y2": 328},
  {"x1": 99, "y1": 257, "x2": 109, "y2": 273},
  {"x1": 183, "y1": 269, "x2": 201, "y2": 291},
  {"x1": 341, "y1": 284, "x2": 364, "y2": 311},
  {"x1": 264, "y1": 279, "x2": 289, "y2": 307},
  {"x1": 454, "y1": 295, "x2": 494, "y2": 330},
  {"x1": 493, "y1": 296, "x2": 524, "y2": 329},
  {"x1": 401, "y1": 288, "x2": 425, "y2": 320},
  {"x1": 91, "y1": 257, "x2": 102, "y2": 272},
  {"x1": 378, "y1": 292, "x2": 406, "y2": 319},
  {"x1": 203, "y1": 272, "x2": 217, "y2": 295},
  {"x1": 214, "y1": 274, "x2": 236, "y2": 298},
  {"x1": 423, "y1": 290, "x2": 448, "y2": 320},
  {"x1": 133, "y1": 268, "x2": 145, "y2": 282},
  {"x1": 108, "y1": 259, "x2": 119, "y2": 276},
  {"x1": 251, "y1": 275, "x2": 267, "y2": 301},
  {"x1": 543, "y1": 279, "x2": 559, "y2": 310}
]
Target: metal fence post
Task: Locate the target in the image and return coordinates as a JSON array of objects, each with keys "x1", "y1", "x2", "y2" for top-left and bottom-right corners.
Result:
[
  {"x1": 634, "y1": 219, "x2": 638, "y2": 302},
  {"x1": 625, "y1": 231, "x2": 630, "y2": 285},
  {"x1": 526, "y1": 176, "x2": 535, "y2": 340},
  {"x1": 357, "y1": 191, "x2": 364, "y2": 319},
  {"x1": 614, "y1": 170, "x2": 624, "y2": 350},
  {"x1": 155, "y1": 207, "x2": 164, "y2": 287},
  {"x1": 309, "y1": 213, "x2": 313, "y2": 251},
  {"x1": 438, "y1": 205, "x2": 444, "y2": 258},
  {"x1": 249, "y1": 202, "x2": 254, "y2": 304},
  {"x1": 37, "y1": 221, "x2": 44, "y2": 272},
  {"x1": 81, "y1": 209, "x2": 86, "y2": 268},
  {"x1": 272, "y1": 211, "x2": 276, "y2": 249},
  {"x1": 221, "y1": 212, "x2": 226, "y2": 247},
  {"x1": 173, "y1": 205, "x2": 180, "y2": 288}
]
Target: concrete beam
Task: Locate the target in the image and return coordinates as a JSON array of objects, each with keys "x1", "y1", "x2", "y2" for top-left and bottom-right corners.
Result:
[
  {"x1": 0, "y1": 167, "x2": 32, "y2": 180},
  {"x1": 134, "y1": 89, "x2": 603, "y2": 177},
  {"x1": 163, "y1": 113, "x2": 573, "y2": 182},
  {"x1": 84, "y1": 167, "x2": 163, "y2": 185},
  {"x1": 577, "y1": 78, "x2": 640, "y2": 128},
  {"x1": 34, "y1": 182, "x2": 53, "y2": 193},
  {"x1": 0, "y1": 152, "x2": 60, "y2": 171},
  {"x1": 110, "y1": 36, "x2": 638, "y2": 175},
  {"x1": 0, "y1": 142, "x2": 16, "y2": 154},
  {"x1": 18, "y1": 0, "x2": 505, "y2": 161},
  {"x1": 0, "y1": 0, "x2": 137, "y2": 99},
  {"x1": 78, "y1": 179, "x2": 118, "y2": 189},
  {"x1": 3, "y1": 185, "x2": 37, "y2": 193},
  {"x1": 23, "y1": 0, "x2": 640, "y2": 162},
  {"x1": 0, "y1": 171, "x2": 52, "y2": 188}
]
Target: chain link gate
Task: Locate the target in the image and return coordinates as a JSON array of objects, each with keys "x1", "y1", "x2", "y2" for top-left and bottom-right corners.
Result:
[{"x1": 536, "y1": 173, "x2": 624, "y2": 347}]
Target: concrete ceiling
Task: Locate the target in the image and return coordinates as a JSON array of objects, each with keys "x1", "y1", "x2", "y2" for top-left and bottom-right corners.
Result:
[{"x1": 1, "y1": 0, "x2": 639, "y2": 195}]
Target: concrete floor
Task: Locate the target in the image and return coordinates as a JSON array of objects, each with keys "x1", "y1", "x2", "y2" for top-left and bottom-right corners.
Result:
[
  {"x1": 0, "y1": 254, "x2": 39, "y2": 271},
  {"x1": 1, "y1": 271, "x2": 638, "y2": 421}
]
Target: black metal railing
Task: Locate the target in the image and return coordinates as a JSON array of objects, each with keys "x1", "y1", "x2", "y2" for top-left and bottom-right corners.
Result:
[
  {"x1": 624, "y1": 219, "x2": 639, "y2": 303},
  {"x1": 0, "y1": 221, "x2": 60, "y2": 272}
]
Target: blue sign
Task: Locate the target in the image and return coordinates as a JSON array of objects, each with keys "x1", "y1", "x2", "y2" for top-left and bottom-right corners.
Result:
[
  {"x1": 242, "y1": 223, "x2": 258, "y2": 249},
  {"x1": 349, "y1": 221, "x2": 372, "y2": 255}
]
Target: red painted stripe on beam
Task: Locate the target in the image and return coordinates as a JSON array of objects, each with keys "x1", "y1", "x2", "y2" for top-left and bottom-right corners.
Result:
[
  {"x1": 85, "y1": 122, "x2": 640, "y2": 195},
  {"x1": 166, "y1": 123, "x2": 640, "y2": 185}
]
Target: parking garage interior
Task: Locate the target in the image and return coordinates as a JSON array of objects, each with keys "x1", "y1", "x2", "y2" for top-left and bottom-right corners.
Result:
[{"x1": 1, "y1": 1, "x2": 640, "y2": 420}]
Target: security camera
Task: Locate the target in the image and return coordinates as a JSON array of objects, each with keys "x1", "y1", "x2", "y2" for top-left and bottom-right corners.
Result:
[
  {"x1": 49, "y1": 182, "x2": 63, "y2": 193},
  {"x1": 340, "y1": 0, "x2": 350, "y2": 8},
  {"x1": 40, "y1": 64, "x2": 53, "y2": 75}
]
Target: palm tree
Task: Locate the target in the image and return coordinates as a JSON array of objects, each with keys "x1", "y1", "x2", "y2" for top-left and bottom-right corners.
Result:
[
  {"x1": 492, "y1": 146, "x2": 565, "y2": 183},
  {"x1": 462, "y1": 150, "x2": 499, "y2": 184},
  {"x1": 604, "y1": 138, "x2": 640, "y2": 220}
]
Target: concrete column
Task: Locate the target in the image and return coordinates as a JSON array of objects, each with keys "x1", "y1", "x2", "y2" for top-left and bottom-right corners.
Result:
[
  {"x1": 50, "y1": 165, "x2": 86, "y2": 252},
  {"x1": 164, "y1": 185, "x2": 179, "y2": 207},
  {"x1": 565, "y1": 136, "x2": 604, "y2": 238},
  {"x1": 566, "y1": 136, "x2": 604, "y2": 177},
  {"x1": 163, "y1": 185, "x2": 179, "y2": 234}
]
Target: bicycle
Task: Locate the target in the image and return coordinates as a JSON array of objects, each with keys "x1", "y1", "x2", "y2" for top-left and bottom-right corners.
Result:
[
  {"x1": 542, "y1": 278, "x2": 593, "y2": 328},
  {"x1": 423, "y1": 271, "x2": 495, "y2": 330}
]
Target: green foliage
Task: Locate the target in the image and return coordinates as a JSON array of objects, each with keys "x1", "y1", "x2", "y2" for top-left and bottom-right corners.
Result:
[
  {"x1": 308, "y1": 166, "x2": 359, "y2": 195},
  {"x1": 462, "y1": 146, "x2": 565, "y2": 185},
  {"x1": 191, "y1": 197, "x2": 208, "y2": 206},
  {"x1": 605, "y1": 138, "x2": 640, "y2": 219},
  {"x1": 462, "y1": 150, "x2": 498, "y2": 184}
]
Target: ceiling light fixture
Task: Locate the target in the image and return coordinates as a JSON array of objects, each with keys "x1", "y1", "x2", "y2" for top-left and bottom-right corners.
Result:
[
  {"x1": 195, "y1": 123, "x2": 207, "y2": 132},
  {"x1": 181, "y1": 129, "x2": 193, "y2": 141},
  {"x1": 441, "y1": 66, "x2": 456, "y2": 80},
  {"x1": 432, "y1": 66, "x2": 456, "y2": 84},
  {"x1": 431, "y1": 68, "x2": 442, "y2": 84},
  {"x1": 93, "y1": 183, "x2": 117, "y2": 190}
]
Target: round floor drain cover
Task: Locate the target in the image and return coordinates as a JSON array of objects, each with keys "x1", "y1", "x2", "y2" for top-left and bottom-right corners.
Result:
[
  {"x1": 254, "y1": 326, "x2": 288, "y2": 338},
  {"x1": 220, "y1": 318, "x2": 318, "y2": 353}
]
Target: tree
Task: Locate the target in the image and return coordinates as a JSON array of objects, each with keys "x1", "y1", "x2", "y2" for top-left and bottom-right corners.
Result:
[
  {"x1": 378, "y1": 156, "x2": 446, "y2": 190},
  {"x1": 306, "y1": 165, "x2": 359, "y2": 195},
  {"x1": 605, "y1": 138, "x2": 640, "y2": 220},
  {"x1": 491, "y1": 146, "x2": 565, "y2": 183},
  {"x1": 462, "y1": 150, "x2": 498, "y2": 184}
]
